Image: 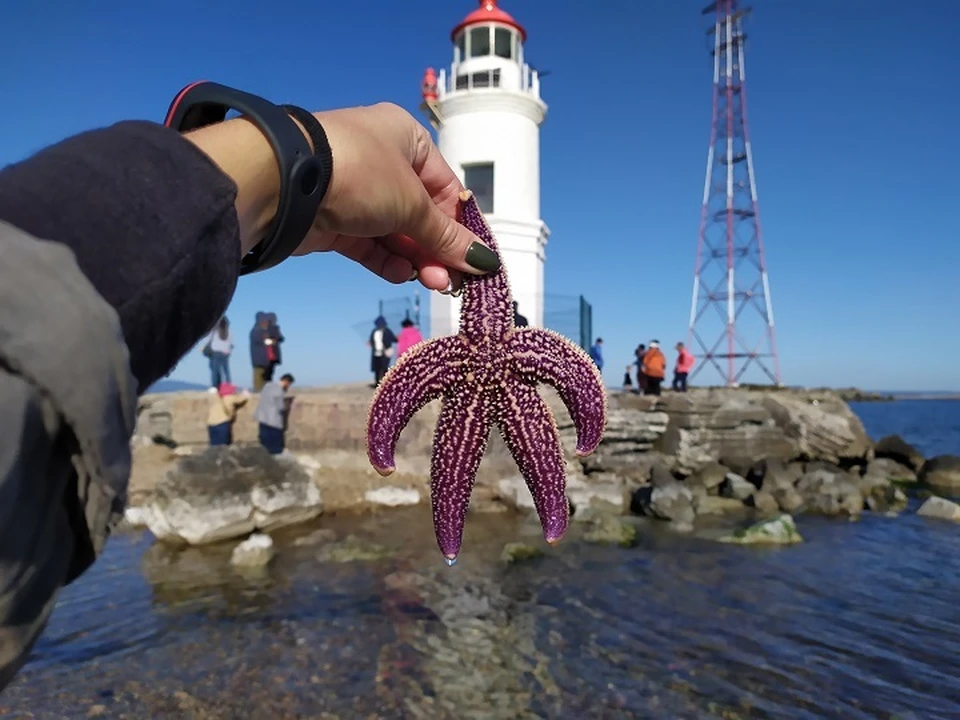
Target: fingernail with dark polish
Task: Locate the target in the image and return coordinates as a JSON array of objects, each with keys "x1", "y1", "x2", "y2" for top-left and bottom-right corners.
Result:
[
  {"x1": 465, "y1": 242, "x2": 500, "y2": 273},
  {"x1": 408, "y1": 268, "x2": 419, "y2": 282}
]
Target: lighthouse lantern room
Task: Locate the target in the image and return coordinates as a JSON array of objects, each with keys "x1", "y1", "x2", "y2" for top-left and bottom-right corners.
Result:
[{"x1": 421, "y1": 0, "x2": 549, "y2": 337}]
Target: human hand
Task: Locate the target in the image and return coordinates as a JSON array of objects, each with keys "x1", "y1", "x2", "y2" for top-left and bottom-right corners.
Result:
[{"x1": 293, "y1": 103, "x2": 500, "y2": 292}]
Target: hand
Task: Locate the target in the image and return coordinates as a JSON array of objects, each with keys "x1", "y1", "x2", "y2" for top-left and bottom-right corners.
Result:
[
  {"x1": 186, "y1": 103, "x2": 499, "y2": 293},
  {"x1": 293, "y1": 103, "x2": 500, "y2": 292}
]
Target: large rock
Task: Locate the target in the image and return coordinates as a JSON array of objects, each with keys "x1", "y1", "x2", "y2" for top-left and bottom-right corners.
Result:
[
  {"x1": 919, "y1": 456, "x2": 960, "y2": 497},
  {"x1": 630, "y1": 480, "x2": 695, "y2": 527},
  {"x1": 874, "y1": 435, "x2": 926, "y2": 472},
  {"x1": 653, "y1": 389, "x2": 869, "y2": 475},
  {"x1": 795, "y1": 469, "x2": 863, "y2": 517},
  {"x1": 142, "y1": 446, "x2": 323, "y2": 545},
  {"x1": 864, "y1": 457, "x2": 917, "y2": 485},
  {"x1": 856, "y1": 472, "x2": 908, "y2": 513},
  {"x1": 685, "y1": 461, "x2": 728, "y2": 494}
]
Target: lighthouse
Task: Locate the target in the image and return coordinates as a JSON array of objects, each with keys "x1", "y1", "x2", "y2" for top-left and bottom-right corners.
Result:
[{"x1": 420, "y1": 0, "x2": 549, "y2": 337}]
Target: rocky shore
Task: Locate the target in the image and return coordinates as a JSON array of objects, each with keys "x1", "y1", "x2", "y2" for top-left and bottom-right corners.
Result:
[{"x1": 126, "y1": 385, "x2": 960, "y2": 556}]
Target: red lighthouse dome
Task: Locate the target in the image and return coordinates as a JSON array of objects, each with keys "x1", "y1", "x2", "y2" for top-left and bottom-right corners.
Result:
[{"x1": 451, "y1": 0, "x2": 527, "y2": 42}]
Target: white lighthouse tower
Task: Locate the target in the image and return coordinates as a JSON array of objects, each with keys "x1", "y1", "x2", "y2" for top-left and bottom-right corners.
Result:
[{"x1": 420, "y1": 0, "x2": 549, "y2": 337}]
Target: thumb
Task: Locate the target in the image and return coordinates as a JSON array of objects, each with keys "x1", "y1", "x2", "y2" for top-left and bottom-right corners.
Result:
[{"x1": 404, "y1": 191, "x2": 501, "y2": 276}]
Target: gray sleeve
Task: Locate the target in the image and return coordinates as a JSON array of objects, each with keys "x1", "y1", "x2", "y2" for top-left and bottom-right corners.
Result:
[{"x1": 0, "y1": 221, "x2": 138, "y2": 690}]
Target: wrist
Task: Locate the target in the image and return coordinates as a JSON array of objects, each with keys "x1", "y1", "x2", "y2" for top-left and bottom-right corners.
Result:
[{"x1": 184, "y1": 115, "x2": 314, "y2": 256}]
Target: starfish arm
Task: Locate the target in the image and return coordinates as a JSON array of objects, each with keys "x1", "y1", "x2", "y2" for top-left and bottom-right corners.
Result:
[
  {"x1": 430, "y1": 385, "x2": 492, "y2": 560},
  {"x1": 494, "y1": 381, "x2": 570, "y2": 544},
  {"x1": 456, "y1": 192, "x2": 513, "y2": 343},
  {"x1": 506, "y1": 328, "x2": 607, "y2": 456},
  {"x1": 367, "y1": 335, "x2": 467, "y2": 475}
]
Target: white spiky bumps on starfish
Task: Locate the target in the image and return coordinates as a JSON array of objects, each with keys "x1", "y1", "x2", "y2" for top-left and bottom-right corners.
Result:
[{"x1": 366, "y1": 191, "x2": 607, "y2": 563}]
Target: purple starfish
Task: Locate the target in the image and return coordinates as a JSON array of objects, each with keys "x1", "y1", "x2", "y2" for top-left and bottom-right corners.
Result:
[{"x1": 366, "y1": 191, "x2": 607, "y2": 563}]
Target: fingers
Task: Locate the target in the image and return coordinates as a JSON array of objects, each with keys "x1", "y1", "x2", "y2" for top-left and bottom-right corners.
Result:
[
  {"x1": 410, "y1": 127, "x2": 467, "y2": 217},
  {"x1": 404, "y1": 131, "x2": 501, "y2": 277},
  {"x1": 377, "y1": 233, "x2": 452, "y2": 292},
  {"x1": 331, "y1": 234, "x2": 461, "y2": 291},
  {"x1": 401, "y1": 182, "x2": 500, "y2": 277},
  {"x1": 329, "y1": 235, "x2": 415, "y2": 285}
]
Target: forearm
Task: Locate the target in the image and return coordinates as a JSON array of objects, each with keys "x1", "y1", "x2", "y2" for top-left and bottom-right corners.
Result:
[
  {"x1": 183, "y1": 117, "x2": 284, "y2": 255},
  {"x1": 0, "y1": 121, "x2": 243, "y2": 392}
]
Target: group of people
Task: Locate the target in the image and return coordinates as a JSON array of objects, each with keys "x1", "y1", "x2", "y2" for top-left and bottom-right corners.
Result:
[
  {"x1": 587, "y1": 336, "x2": 695, "y2": 396},
  {"x1": 201, "y1": 312, "x2": 295, "y2": 455},
  {"x1": 365, "y1": 301, "x2": 529, "y2": 387},
  {"x1": 367, "y1": 314, "x2": 424, "y2": 387},
  {"x1": 626, "y1": 340, "x2": 695, "y2": 395},
  {"x1": 200, "y1": 311, "x2": 285, "y2": 391}
]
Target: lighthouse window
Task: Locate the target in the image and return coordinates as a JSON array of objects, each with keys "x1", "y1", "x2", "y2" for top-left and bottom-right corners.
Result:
[
  {"x1": 455, "y1": 74, "x2": 469, "y2": 90},
  {"x1": 494, "y1": 28, "x2": 513, "y2": 59},
  {"x1": 472, "y1": 71, "x2": 490, "y2": 88},
  {"x1": 469, "y1": 27, "x2": 490, "y2": 57},
  {"x1": 463, "y1": 163, "x2": 494, "y2": 214}
]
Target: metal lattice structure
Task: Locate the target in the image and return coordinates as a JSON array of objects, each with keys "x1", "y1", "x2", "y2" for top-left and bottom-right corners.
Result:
[{"x1": 688, "y1": 0, "x2": 781, "y2": 387}]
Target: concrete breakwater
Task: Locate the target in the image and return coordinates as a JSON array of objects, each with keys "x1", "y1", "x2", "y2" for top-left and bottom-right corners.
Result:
[{"x1": 126, "y1": 384, "x2": 960, "y2": 548}]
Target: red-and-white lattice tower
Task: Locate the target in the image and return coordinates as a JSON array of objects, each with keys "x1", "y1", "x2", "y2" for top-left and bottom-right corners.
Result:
[{"x1": 687, "y1": 0, "x2": 781, "y2": 387}]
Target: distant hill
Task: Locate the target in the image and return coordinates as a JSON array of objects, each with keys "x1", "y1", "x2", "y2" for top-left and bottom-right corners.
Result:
[{"x1": 148, "y1": 379, "x2": 208, "y2": 393}]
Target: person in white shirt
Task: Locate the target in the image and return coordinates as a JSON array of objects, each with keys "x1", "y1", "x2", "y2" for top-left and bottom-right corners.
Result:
[{"x1": 203, "y1": 316, "x2": 234, "y2": 388}]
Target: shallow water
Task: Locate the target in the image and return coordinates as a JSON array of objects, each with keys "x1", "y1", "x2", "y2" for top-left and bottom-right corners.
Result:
[{"x1": 3, "y1": 401, "x2": 960, "y2": 719}]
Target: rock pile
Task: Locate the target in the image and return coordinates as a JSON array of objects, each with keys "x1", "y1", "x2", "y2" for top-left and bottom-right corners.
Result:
[{"x1": 126, "y1": 385, "x2": 960, "y2": 550}]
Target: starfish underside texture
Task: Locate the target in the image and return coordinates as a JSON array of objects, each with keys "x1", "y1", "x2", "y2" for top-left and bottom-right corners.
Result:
[{"x1": 366, "y1": 191, "x2": 607, "y2": 562}]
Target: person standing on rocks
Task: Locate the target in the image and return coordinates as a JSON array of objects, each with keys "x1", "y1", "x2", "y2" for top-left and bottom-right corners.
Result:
[
  {"x1": 633, "y1": 344, "x2": 647, "y2": 394},
  {"x1": 202, "y1": 316, "x2": 234, "y2": 388},
  {"x1": 641, "y1": 340, "x2": 666, "y2": 396},
  {"x1": 207, "y1": 382, "x2": 249, "y2": 446},
  {"x1": 368, "y1": 316, "x2": 397, "y2": 387},
  {"x1": 255, "y1": 369, "x2": 295, "y2": 455},
  {"x1": 0, "y1": 94, "x2": 500, "y2": 688},
  {"x1": 589, "y1": 337, "x2": 604, "y2": 371},
  {"x1": 396, "y1": 317, "x2": 424, "y2": 357},
  {"x1": 672, "y1": 341, "x2": 695, "y2": 393},
  {"x1": 249, "y1": 312, "x2": 273, "y2": 391},
  {"x1": 265, "y1": 311, "x2": 285, "y2": 377}
]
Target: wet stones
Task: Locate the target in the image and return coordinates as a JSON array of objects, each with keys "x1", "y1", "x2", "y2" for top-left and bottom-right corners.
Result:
[
  {"x1": 919, "y1": 455, "x2": 960, "y2": 497},
  {"x1": 718, "y1": 514, "x2": 803, "y2": 545},
  {"x1": 917, "y1": 496, "x2": 960, "y2": 521}
]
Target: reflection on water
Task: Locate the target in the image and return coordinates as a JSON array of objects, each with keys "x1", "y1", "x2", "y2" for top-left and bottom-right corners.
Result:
[{"x1": 3, "y1": 504, "x2": 959, "y2": 719}]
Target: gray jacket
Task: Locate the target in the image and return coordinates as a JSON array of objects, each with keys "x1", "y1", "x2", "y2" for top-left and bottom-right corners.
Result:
[
  {"x1": 254, "y1": 380, "x2": 287, "y2": 429},
  {"x1": 0, "y1": 221, "x2": 138, "y2": 688}
]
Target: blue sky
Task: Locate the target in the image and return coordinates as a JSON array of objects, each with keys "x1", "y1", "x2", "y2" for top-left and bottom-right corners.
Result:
[{"x1": 3, "y1": 1, "x2": 958, "y2": 391}]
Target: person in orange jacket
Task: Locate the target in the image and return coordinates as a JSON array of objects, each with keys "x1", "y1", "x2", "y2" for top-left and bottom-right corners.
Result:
[
  {"x1": 673, "y1": 341, "x2": 695, "y2": 392},
  {"x1": 641, "y1": 340, "x2": 667, "y2": 396}
]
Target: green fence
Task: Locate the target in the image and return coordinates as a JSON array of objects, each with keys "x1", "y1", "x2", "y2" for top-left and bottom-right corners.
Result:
[{"x1": 353, "y1": 291, "x2": 592, "y2": 350}]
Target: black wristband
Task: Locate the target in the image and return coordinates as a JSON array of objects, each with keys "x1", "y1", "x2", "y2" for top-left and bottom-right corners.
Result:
[
  {"x1": 282, "y1": 104, "x2": 334, "y2": 205},
  {"x1": 163, "y1": 82, "x2": 329, "y2": 275}
]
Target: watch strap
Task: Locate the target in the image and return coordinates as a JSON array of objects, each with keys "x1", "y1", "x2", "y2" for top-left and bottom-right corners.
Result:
[{"x1": 163, "y1": 82, "x2": 328, "y2": 275}]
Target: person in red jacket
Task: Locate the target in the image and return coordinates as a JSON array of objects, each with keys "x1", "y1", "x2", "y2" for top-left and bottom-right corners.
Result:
[
  {"x1": 673, "y1": 342, "x2": 695, "y2": 392},
  {"x1": 641, "y1": 340, "x2": 667, "y2": 396}
]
